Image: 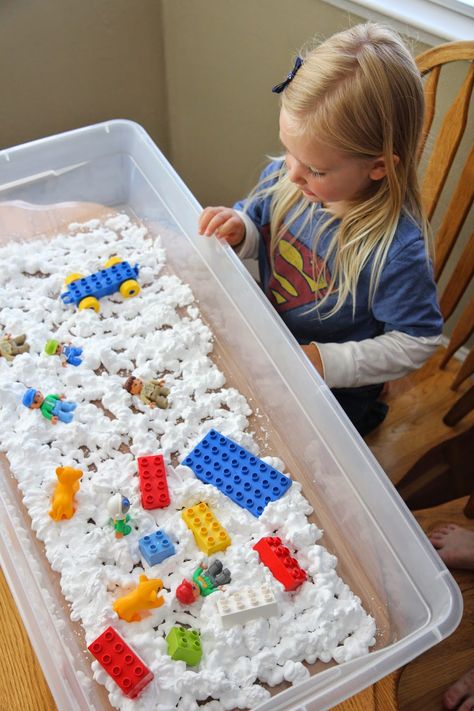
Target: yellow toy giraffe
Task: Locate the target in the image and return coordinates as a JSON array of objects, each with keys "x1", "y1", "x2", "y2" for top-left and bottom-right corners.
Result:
[
  {"x1": 49, "y1": 466, "x2": 83, "y2": 521},
  {"x1": 113, "y1": 575, "x2": 165, "y2": 622}
]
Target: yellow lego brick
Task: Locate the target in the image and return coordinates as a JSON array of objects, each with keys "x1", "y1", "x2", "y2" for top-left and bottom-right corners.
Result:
[{"x1": 182, "y1": 502, "x2": 231, "y2": 555}]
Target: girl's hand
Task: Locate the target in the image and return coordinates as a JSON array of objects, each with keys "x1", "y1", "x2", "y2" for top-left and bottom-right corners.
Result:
[{"x1": 198, "y1": 207, "x2": 246, "y2": 248}]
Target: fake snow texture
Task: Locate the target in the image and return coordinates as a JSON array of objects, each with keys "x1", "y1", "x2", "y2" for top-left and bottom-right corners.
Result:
[{"x1": 0, "y1": 216, "x2": 375, "y2": 710}]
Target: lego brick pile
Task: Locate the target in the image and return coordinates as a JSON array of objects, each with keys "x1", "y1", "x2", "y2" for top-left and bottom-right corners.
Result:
[{"x1": 0, "y1": 215, "x2": 375, "y2": 711}]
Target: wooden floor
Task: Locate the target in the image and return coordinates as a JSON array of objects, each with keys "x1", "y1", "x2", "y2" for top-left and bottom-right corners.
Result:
[{"x1": 398, "y1": 496, "x2": 474, "y2": 711}]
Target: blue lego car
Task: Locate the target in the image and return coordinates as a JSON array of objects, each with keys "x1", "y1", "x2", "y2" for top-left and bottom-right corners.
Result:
[{"x1": 60, "y1": 256, "x2": 140, "y2": 312}]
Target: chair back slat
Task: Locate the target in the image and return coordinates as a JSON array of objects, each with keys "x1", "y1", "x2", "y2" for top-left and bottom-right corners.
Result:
[
  {"x1": 439, "y1": 233, "x2": 474, "y2": 319},
  {"x1": 418, "y1": 65, "x2": 440, "y2": 160},
  {"x1": 440, "y1": 295, "x2": 474, "y2": 368},
  {"x1": 421, "y1": 63, "x2": 474, "y2": 221},
  {"x1": 434, "y1": 145, "x2": 474, "y2": 281},
  {"x1": 415, "y1": 42, "x2": 474, "y2": 387},
  {"x1": 367, "y1": 43, "x2": 474, "y2": 492},
  {"x1": 416, "y1": 42, "x2": 474, "y2": 74},
  {"x1": 451, "y1": 346, "x2": 474, "y2": 390}
]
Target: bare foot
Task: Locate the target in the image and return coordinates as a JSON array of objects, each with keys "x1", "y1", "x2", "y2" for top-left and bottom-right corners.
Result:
[
  {"x1": 443, "y1": 667, "x2": 474, "y2": 710},
  {"x1": 429, "y1": 524, "x2": 474, "y2": 570}
]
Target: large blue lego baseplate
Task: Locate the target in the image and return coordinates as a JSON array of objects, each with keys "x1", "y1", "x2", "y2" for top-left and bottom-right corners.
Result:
[
  {"x1": 61, "y1": 261, "x2": 139, "y2": 306},
  {"x1": 181, "y1": 429, "x2": 292, "y2": 517}
]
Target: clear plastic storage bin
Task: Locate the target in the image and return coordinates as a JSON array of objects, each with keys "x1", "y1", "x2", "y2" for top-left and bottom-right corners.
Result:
[{"x1": 0, "y1": 121, "x2": 462, "y2": 711}]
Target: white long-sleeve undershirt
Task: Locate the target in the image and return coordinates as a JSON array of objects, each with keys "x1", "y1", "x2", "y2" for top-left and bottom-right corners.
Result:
[{"x1": 234, "y1": 210, "x2": 442, "y2": 388}]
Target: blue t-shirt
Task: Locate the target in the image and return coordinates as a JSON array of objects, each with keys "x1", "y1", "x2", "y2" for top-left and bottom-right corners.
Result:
[{"x1": 235, "y1": 160, "x2": 443, "y2": 346}]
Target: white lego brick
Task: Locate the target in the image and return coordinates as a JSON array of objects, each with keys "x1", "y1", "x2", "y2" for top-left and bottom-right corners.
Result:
[{"x1": 217, "y1": 584, "x2": 279, "y2": 628}]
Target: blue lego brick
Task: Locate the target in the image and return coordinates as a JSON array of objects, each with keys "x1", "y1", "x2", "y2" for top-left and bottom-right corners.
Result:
[
  {"x1": 61, "y1": 261, "x2": 139, "y2": 306},
  {"x1": 181, "y1": 429, "x2": 292, "y2": 517},
  {"x1": 139, "y1": 529, "x2": 175, "y2": 566}
]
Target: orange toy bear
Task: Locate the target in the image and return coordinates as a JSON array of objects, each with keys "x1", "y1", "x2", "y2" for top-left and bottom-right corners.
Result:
[
  {"x1": 113, "y1": 575, "x2": 165, "y2": 622},
  {"x1": 49, "y1": 466, "x2": 83, "y2": 521}
]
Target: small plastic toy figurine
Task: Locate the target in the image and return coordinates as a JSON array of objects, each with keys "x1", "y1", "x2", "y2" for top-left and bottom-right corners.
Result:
[
  {"x1": 113, "y1": 574, "x2": 164, "y2": 622},
  {"x1": 175, "y1": 559, "x2": 231, "y2": 605},
  {"x1": 22, "y1": 388, "x2": 77, "y2": 424},
  {"x1": 123, "y1": 376, "x2": 170, "y2": 409},
  {"x1": 44, "y1": 339, "x2": 83, "y2": 367},
  {"x1": 0, "y1": 332, "x2": 30, "y2": 361},
  {"x1": 108, "y1": 493, "x2": 132, "y2": 538},
  {"x1": 49, "y1": 466, "x2": 83, "y2": 521}
]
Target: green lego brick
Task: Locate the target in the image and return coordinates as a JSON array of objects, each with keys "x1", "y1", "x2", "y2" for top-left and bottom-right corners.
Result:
[{"x1": 165, "y1": 626, "x2": 202, "y2": 666}]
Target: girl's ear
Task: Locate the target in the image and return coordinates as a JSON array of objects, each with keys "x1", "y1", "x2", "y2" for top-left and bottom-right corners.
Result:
[{"x1": 369, "y1": 155, "x2": 400, "y2": 181}]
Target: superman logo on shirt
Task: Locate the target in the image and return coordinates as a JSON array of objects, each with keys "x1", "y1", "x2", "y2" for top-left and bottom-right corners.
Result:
[{"x1": 261, "y1": 225, "x2": 331, "y2": 313}]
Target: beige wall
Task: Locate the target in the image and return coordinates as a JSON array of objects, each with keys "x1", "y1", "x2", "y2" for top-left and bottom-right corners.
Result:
[
  {"x1": 160, "y1": 0, "x2": 432, "y2": 206},
  {"x1": 0, "y1": 0, "x2": 430, "y2": 206},
  {"x1": 0, "y1": 0, "x2": 170, "y2": 153},
  {"x1": 0, "y1": 0, "x2": 441, "y2": 208}
]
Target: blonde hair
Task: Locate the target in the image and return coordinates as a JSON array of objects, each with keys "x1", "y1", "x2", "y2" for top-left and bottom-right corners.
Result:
[{"x1": 247, "y1": 23, "x2": 429, "y2": 317}]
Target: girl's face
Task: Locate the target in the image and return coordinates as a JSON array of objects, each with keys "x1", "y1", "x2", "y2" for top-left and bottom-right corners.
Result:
[{"x1": 279, "y1": 109, "x2": 383, "y2": 211}]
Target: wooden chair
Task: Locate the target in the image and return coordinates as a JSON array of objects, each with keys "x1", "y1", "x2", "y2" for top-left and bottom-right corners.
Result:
[{"x1": 365, "y1": 41, "x2": 474, "y2": 502}]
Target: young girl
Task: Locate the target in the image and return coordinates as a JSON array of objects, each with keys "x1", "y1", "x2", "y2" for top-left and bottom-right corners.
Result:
[{"x1": 199, "y1": 23, "x2": 443, "y2": 436}]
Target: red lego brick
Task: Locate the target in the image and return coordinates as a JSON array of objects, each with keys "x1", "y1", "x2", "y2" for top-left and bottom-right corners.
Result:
[
  {"x1": 253, "y1": 536, "x2": 307, "y2": 591},
  {"x1": 88, "y1": 626, "x2": 154, "y2": 698},
  {"x1": 137, "y1": 454, "x2": 170, "y2": 510}
]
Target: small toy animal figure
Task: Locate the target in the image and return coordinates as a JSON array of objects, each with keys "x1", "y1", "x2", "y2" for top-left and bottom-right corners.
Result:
[
  {"x1": 0, "y1": 333, "x2": 30, "y2": 361},
  {"x1": 49, "y1": 466, "x2": 83, "y2": 521},
  {"x1": 108, "y1": 493, "x2": 132, "y2": 538},
  {"x1": 44, "y1": 339, "x2": 83, "y2": 367},
  {"x1": 123, "y1": 376, "x2": 170, "y2": 409},
  {"x1": 113, "y1": 575, "x2": 165, "y2": 622}
]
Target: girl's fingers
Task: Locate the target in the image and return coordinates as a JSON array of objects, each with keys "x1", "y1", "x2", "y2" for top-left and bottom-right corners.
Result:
[
  {"x1": 199, "y1": 208, "x2": 244, "y2": 245},
  {"x1": 216, "y1": 217, "x2": 238, "y2": 236},
  {"x1": 198, "y1": 206, "x2": 227, "y2": 234},
  {"x1": 198, "y1": 208, "x2": 219, "y2": 233},
  {"x1": 198, "y1": 207, "x2": 217, "y2": 233},
  {"x1": 204, "y1": 212, "x2": 233, "y2": 236}
]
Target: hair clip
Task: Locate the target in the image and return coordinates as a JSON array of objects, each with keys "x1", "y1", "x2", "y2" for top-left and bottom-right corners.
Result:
[{"x1": 272, "y1": 56, "x2": 303, "y2": 94}]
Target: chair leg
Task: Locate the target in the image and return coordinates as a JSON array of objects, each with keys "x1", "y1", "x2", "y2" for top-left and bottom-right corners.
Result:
[
  {"x1": 444, "y1": 385, "x2": 474, "y2": 426},
  {"x1": 464, "y1": 492, "x2": 474, "y2": 518},
  {"x1": 397, "y1": 426, "x2": 474, "y2": 509}
]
